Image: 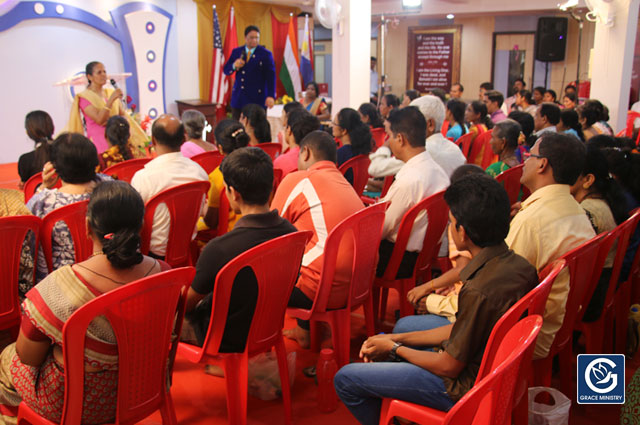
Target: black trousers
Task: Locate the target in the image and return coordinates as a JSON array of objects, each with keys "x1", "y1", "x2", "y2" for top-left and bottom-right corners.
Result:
[
  {"x1": 288, "y1": 286, "x2": 314, "y2": 330},
  {"x1": 376, "y1": 239, "x2": 419, "y2": 279}
]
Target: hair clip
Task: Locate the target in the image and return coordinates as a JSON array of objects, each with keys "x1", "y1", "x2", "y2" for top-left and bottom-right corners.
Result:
[
  {"x1": 231, "y1": 128, "x2": 244, "y2": 138},
  {"x1": 104, "y1": 233, "x2": 114, "y2": 240}
]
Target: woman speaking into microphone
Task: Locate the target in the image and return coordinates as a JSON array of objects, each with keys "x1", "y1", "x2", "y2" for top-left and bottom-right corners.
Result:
[{"x1": 66, "y1": 61, "x2": 146, "y2": 155}]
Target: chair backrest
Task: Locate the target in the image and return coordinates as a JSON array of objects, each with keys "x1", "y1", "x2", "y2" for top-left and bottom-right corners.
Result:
[
  {"x1": 480, "y1": 132, "x2": 499, "y2": 169},
  {"x1": 0, "y1": 216, "x2": 41, "y2": 330},
  {"x1": 191, "y1": 151, "x2": 224, "y2": 174},
  {"x1": 441, "y1": 120, "x2": 450, "y2": 136},
  {"x1": 380, "y1": 175, "x2": 394, "y2": 198},
  {"x1": 102, "y1": 158, "x2": 151, "y2": 183},
  {"x1": 256, "y1": 143, "x2": 281, "y2": 160},
  {"x1": 59, "y1": 267, "x2": 195, "y2": 425},
  {"x1": 371, "y1": 127, "x2": 387, "y2": 149},
  {"x1": 216, "y1": 187, "x2": 231, "y2": 236},
  {"x1": 456, "y1": 132, "x2": 475, "y2": 158},
  {"x1": 548, "y1": 232, "x2": 608, "y2": 356},
  {"x1": 23, "y1": 172, "x2": 62, "y2": 203},
  {"x1": 140, "y1": 181, "x2": 210, "y2": 266},
  {"x1": 309, "y1": 203, "x2": 388, "y2": 313},
  {"x1": 338, "y1": 155, "x2": 371, "y2": 196},
  {"x1": 495, "y1": 164, "x2": 524, "y2": 205},
  {"x1": 41, "y1": 200, "x2": 92, "y2": 273},
  {"x1": 476, "y1": 259, "x2": 566, "y2": 381},
  {"x1": 201, "y1": 231, "x2": 312, "y2": 357},
  {"x1": 443, "y1": 316, "x2": 543, "y2": 425},
  {"x1": 467, "y1": 130, "x2": 492, "y2": 164},
  {"x1": 625, "y1": 111, "x2": 640, "y2": 140},
  {"x1": 273, "y1": 167, "x2": 284, "y2": 193},
  {"x1": 382, "y1": 191, "x2": 449, "y2": 284}
]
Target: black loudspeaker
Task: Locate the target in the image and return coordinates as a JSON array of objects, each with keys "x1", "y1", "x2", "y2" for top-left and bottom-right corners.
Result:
[{"x1": 535, "y1": 17, "x2": 568, "y2": 62}]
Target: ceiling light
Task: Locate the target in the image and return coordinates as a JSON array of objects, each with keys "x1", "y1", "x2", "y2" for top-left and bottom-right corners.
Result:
[
  {"x1": 446, "y1": 14, "x2": 455, "y2": 19},
  {"x1": 557, "y1": 0, "x2": 579, "y2": 11},
  {"x1": 402, "y1": 0, "x2": 422, "y2": 9}
]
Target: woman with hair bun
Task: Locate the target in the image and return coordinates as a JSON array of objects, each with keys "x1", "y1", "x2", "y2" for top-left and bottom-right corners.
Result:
[
  {"x1": 239, "y1": 103, "x2": 271, "y2": 146},
  {"x1": 202, "y1": 119, "x2": 250, "y2": 232},
  {"x1": 0, "y1": 180, "x2": 170, "y2": 425},
  {"x1": 18, "y1": 110, "x2": 55, "y2": 188},
  {"x1": 180, "y1": 109, "x2": 217, "y2": 158},
  {"x1": 333, "y1": 108, "x2": 373, "y2": 185},
  {"x1": 98, "y1": 116, "x2": 134, "y2": 170}
]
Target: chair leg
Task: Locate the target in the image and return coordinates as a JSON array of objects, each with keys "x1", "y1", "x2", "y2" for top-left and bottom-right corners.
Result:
[
  {"x1": 159, "y1": 391, "x2": 178, "y2": 425},
  {"x1": 310, "y1": 319, "x2": 321, "y2": 353},
  {"x1": 364, "y1": 296, "x2": 376, "y2": 336},
  {"x1": 615, "y1": 281, "x2": 632, "y2": 354},
  {"x1": 379, "y1": 288, "x2": 389, "y2": 322},
  {"x1": 379, "y1": 398, "x2": 392, "y2": 425},
  {"x1": 223, "y1": 353, "x2": 249, "y2": 425},
  {"x1": 372, "y1": 286, "x2": 381, "y2": 326},
  {"x1": 512, "y1": 393, "x2": 528, "y2": 425},
  {"x1": 558, "y1": 345, "x2": 574, "y2": 399},
  {"x1": 399, "y1": 281, "x2": 414, "y2": 319},
  {"x1": 274, "y1": 337, "x2": 293, "y2": 425},
  {"x1": 330, "y1": 312, "x2": 352, "y2": 368}
]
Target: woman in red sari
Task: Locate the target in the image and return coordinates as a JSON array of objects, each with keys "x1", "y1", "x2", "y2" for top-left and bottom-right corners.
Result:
[{"x1": 0, "y1": 181, "x2": 170, "y2": 424}]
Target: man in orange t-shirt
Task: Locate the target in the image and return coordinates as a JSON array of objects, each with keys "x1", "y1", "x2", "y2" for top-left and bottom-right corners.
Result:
[{"x1": 272, "y1": 130, "x2": 364, "y2": 348}]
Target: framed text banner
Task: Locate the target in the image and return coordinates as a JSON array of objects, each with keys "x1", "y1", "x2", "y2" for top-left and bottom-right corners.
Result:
[{"x1": 407, "y1": 26, "x2": 462, "y2": 94}]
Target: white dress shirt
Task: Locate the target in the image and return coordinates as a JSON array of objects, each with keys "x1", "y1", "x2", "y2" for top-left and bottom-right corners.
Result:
[
  {"x1": 131, "y1": 152, "x2": 209, "y2": 256},
  {"x1": 368, "y1": 146, "x2": 404, "y2": 178},
  {"x1": 380, "y1": 150, "x2": 449, "y2": 252},
  {"x1": 425, "y1": 133, "x2": 467, "y2": 178}
]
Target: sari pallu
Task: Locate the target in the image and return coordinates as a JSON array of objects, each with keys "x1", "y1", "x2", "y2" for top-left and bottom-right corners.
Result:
[{"x1": 0, "y1": 265, "x2": 118, "y2": 424}]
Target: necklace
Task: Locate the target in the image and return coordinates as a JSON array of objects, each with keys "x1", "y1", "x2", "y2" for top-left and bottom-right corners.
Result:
[
  {"x1": 75, "y1": 263, "x2": 127, "y2": 285},
  {"x1": 88, "y1": 251, "x2": 103, "y2": 259}
]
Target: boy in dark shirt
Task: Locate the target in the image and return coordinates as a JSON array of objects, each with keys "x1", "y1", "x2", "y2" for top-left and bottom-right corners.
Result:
[
  {"x1": 184, "y1": 147, "x2": 296, "y2": 351},
  {"x1": 334, "y1": 174, "x2": 538, "y2": 425}
]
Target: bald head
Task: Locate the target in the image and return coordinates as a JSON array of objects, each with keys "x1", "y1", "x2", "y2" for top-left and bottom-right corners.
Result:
[{"x1": 152, "y1": 114, "x2": 185, "y2": 150}]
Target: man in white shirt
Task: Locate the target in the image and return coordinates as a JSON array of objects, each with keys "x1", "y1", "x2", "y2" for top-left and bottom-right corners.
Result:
[
  {"x1": 376, "y1": 106, "x2": 450, "y2": 278},
  {"x1": 533, "y1": 103, "x2": 560, "y2": 137},
  {"x1": 368, "y1": 95, "x2": 466, "y2": 179},
  {"x1": 131, "y1": 114, "x2": 209, "y2": 257},
  {"x1": 370, "y1": 56, "x2": 379, "y2": 100}
]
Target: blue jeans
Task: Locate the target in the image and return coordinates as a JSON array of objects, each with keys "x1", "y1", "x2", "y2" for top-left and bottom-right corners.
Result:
[{"x1": 334, "y1": 314, "x2": 454, "y2": 425}]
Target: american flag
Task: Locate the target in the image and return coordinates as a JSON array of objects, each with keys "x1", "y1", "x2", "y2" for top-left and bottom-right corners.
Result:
[{"x1": 209, "y1": 7, "x2": 227, "y2": 105}]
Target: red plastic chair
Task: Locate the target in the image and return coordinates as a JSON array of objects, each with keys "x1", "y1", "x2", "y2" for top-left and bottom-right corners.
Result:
[
  {"x1": 371, "y1": 127, "x2": 387, "y2": 149},
  {"x1": 287, "y1": 203, "x2": 388, "y2": 367},
  {"x1": 576, "y1": 210, "x2": 640, "y2": 355},
  {"x1": 362, "y1": 175, "x2": 394, "y2": 205},
  {"x1": 0, "y1": 216, "x2": 41, "y2": 337},
  {"x1": 623, "y1": 110, "x2": 640, "y2": 146},
  {"x1": 177, "y1": 231, "x2": 312, "y2": 425},
  {"x1": 191, "y1": 151, "x2": 224, "y2": 174},
  {"x1": 379, "y1": 316, "x2": 543, "y2": 425},
  {"x1": 256, "y1": 143, "x2": 281, "y2": 160},
  {"x1": 468, "y1": 130, "x2": 496, "y2": 167},
  {"x1": 17, "y1": 267, "x2": 195, "y2": 425},
  {"x1": 41, "y1": 200, "x2": 92, "y2": 273},
  {"x1": 23, "y1": 172, "x2": 62, "y2": 203},
  {"x1": 374, "y1": 191, "x2": 449, "y2": 320},
  {"x1": 440, "y1": 120, "x2": 450, "y2": 136},
  {"x1": 532, "y1": 232, "x2": 608, "y2": 397},
  {"x1": 338, "y1": 154, "x2": 372, "y2": 196},
  {"x1": 140, "y1": 181, "x2": 210, "y2": 267},
  {"x1": 102, "y1": 158, "x2": 151, "y2": 183},
  {"x1": 495, "y1": 164, "x2": 524, "y2": 205},
  {"x1": 455, "y1": 132, "x2": 475, "y2": 158}
]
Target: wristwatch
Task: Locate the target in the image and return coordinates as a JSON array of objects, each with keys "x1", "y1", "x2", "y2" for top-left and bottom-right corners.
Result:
[{"x1": 389, "y1": 342, "x2": 403, "y2": 361}]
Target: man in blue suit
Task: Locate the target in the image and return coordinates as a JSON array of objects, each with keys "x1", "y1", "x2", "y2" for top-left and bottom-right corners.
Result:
[{"x1": 224, "y1": 25, "x2": 276, "y2": 120}]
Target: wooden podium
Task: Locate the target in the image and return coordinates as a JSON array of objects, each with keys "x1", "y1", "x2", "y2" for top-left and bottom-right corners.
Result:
[{"x1": 175, "y1": 99, "x2": 218, "y2": 144}]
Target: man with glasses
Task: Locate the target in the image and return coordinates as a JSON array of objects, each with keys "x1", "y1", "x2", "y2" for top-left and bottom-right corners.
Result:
[{"x1": 507, "y1": 132, "x2": 595, "y2": 358}]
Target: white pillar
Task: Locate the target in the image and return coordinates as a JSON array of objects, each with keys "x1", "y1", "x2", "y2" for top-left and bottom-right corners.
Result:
[
  {"x1": 331, "y1": 0, "x2": 371, "y2": 116},
  {"x1": 589, "y1": 0, "x2": 640, "y2": 132}
]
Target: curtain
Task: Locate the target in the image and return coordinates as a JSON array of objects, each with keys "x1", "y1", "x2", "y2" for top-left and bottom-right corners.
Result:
[{"x1": 194, "y1": 0, "x2": 300, "y2": 102}]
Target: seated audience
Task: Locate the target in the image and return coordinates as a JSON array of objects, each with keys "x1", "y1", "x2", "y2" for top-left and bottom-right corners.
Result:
[
  {"x1": 563, "y1": 92, "x2": 578, "y2": 110},
  {"x1": 180, "y1": 109, "x2": 217, "y2": 158},
  {"x1": 533, "y1": 86, "x2": 545, "y2": 105},
  {"x1": 358, "y1": 102, "x2": 385, "y2": 129},
  {"x1": 571, "y1": 145, "x2": 628, "y2": 322},
  {"x1": 428, "y1": 88, "x2": 447, "y2": 104},
  {"x1": 333, "y1": 108, "x2": 373, "y2": 183},
  {"x1": 401, "y1": 89, "x2": 420, "y2": 107},
  {"x1": 565, "y1": 84, "x2": 578, "y2": 97},
  {"x1": 27, "y1": 133, "x2": 111, "y2": 282},
  {"x1": 379, "y1": 94, "x2": 400, "y2": 119},
  {"x1": 240, "y1": 103, "x2": 271, "y2": 146},
  {"x1": 273, "y1": 109, "x2": 320, "y2": 177},
  {"x1": 202, "y1": 119, "x2": 251, "y2": 232},
  {"x1": 18, "y1": 110, "x2": 54, "y2": 188},
  {"x1": 0, "y1": 180, "x2": 170, "y2": 424},
  {"x1": 99, "y1": 116, "x2": 134, "y2": 170},
  {"x1": 578, "y1": 99, "x2": 613, "y2": 140},
  {"x1": 449, "y1": 83, "x2": 464, "y2": 100},
  {"x1": 515, "y1": 89, "x2": 537, "y2": 116},
  {"x1": 278, "y1": 101, "x2": 305, "y2": 148},
  {"x1": 272, "y1": 131, "x2": 364, "y2": 348},
  {"x1": 445, "y1": 99, "x2": 468, "y2": 142},
  {"x1": 184, "y1": 148, "x2": 296, "y2": 349},
  {"x1": 508, "y1": 110, "x2": 535, "y2": 162},
  {"x1": 374, "y1": 106, "x2": 449, "y2": 279},
  {"x1": 543, "y1": 89, "x2": 558, "y2": 103},
  {"x1": 131, "y1": 114, "x2": 208, "y2": 258},
  {"x1": 484, "y1": 90, "x2": 507, "y2": 124},
  {"x1": 504, "y1": 78, "x2": 525, "y2": 113},
  {"x1": 465, "y1": 101, "x2": 493, "y2": 145},
  {"x1": 478, "y1": 82, "x2": 493, "y2": 101},
  {"x1": 334, "y1": 174, "x2": 538, "y2": 425},
  {"x1": 558, "y1": 109, "x2": 584, "y2": 140},
  {"x1": 534, "y1": 102, "x2": 560, "y2": 136},
  {"x1": 485, "y1": 119, "x2": 522, "y2": 177},
  {"x1": 507, "y1": 132, "x2": 595, "y2": 358},
  {"x1": 301, "y1": 81, "x2": 330, "y2": 121}
]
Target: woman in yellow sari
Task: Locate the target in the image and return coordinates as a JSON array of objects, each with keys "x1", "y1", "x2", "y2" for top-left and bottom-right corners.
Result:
[
  {"x1": 301, "y1": 82, "x2": 330, "y2": 121},
  {"x1": 66, "y1": 61, "x2": 146, "y2": 155}
]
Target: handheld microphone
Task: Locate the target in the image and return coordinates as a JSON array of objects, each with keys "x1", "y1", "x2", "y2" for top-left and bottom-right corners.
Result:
[{"x1": 109, "y1": 79, "x2": 128, "y2": 112}]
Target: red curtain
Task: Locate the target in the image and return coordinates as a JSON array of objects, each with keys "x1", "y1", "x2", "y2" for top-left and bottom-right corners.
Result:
[{"x1": 271, "y1": 13, "x2": 298, "y2": 99}]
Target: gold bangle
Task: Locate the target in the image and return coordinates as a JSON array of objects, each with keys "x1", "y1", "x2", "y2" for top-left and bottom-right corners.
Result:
[{"x1": 430, "y1": 281, "x2": 435, "y2": 292}]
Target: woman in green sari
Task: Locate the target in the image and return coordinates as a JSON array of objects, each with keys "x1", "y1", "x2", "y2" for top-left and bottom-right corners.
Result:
[{"x1": 485, "y1": 119, "x2": 522, "y2": 178}]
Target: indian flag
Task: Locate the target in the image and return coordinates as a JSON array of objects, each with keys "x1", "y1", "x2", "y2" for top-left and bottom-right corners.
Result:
[{"x1": 280, "y1": 15, "x2": 302, "y2": 98}]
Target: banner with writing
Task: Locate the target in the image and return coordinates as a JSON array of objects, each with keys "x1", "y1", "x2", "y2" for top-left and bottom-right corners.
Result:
[{"x1": 407, "y1": 26, "x2": 461, "y2": 94}]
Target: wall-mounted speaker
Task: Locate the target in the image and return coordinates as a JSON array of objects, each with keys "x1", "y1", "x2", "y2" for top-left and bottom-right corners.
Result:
[{"x1": 535, "y1": 17, "x2": 568, "y2": 62}]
